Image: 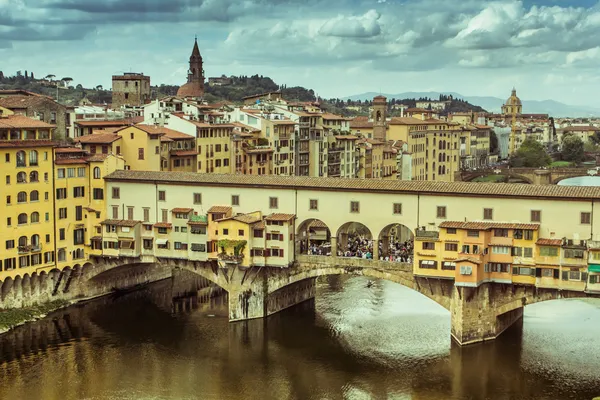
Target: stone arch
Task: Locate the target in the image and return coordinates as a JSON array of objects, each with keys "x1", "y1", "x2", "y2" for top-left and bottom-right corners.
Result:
[
  {"x1": 39, "y1": 271, "x2": 49, "y2": 294},
  {"x1": 266, "y1": 264, "x2": 452, "y2": 310},
  {"x1": 336, "y1": 221, "x2": 373, "y2": 258},
  {"x1": 12, "y1": 275, "x2": 23, "y2": 300},
  {"x1": 22, "y1": 274, "x2": 31, "y2": 297},
  {"x1": 296, "y1": 218, "x2": 332, "y2": 256},
  {"x1": 30, "y1": 272, "x2": 39, "y2": 296},
  {"x1": 1, "y1": 277, "x2": 13, "y2": 301},
  {"x1": 553, "y1": 174, "x2": 590, "y2": 185},
  {"x1": 378, "y1": 223, "x2": 415, "y2": 260}
]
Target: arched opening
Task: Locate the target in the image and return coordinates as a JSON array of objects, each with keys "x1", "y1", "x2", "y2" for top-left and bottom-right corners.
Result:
[
  {"x1": 378, "y1": 223, "x2": 414, "y2": 262},
  {"x1": 93, "y1": 167, "x2": 101, "y2": 179},
  {"x1": 29, "y1": 171, "x2": 39, "y2": 182},
  {"x1": 376, "y1": 110, "x2": 382, "y2": 122},
  {"x1": 18, "y1": 213, "x2": 27, "y2": 225},
  {"x1": 18, "y1": 236, "x2": 28, "y2": 248},
  {"x1": 31, "y1": 212, "x2": 39, "y2": 223},
  {"x1": 16, "y1": 151, "x2": 25, "y2": 167},
  {"x1": 12, "y1": 275, "x2": 22, "y2": 299},
  {"x1": 30, "y1": 190, "x2": 39, "y2": 201},
  {"x1": 22, "y1": 274, "x2": 31, "y2": 297},
  {"x1": 17, "y1": 191, "x2": 27, "y2": 203},
  {"x1": 296, "y1": 219, "x2": 332, "y2": 256},
  {"x1": 16, "y1": 171, "x2": 26, "y2": 183},
  {"x1": 30, "y1": 272, "x2": 39, "y2": 296},
  {"x1": 337, "y1": 222, "x2": 373, "y2": 258},
  {"x1": 1, "y1": 277, "x2": 13, "y2": 301},
  {"x1": 31, "y1": 234, "x2": 40, "y2": 247},
  {"x1": 29, "y1": 150, "x2": 38, "y2": 166}
]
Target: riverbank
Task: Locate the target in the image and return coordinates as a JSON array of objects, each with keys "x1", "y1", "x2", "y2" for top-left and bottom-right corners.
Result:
[{"x1": 0, "y1": 300, "x2": 71, "y2": 335}]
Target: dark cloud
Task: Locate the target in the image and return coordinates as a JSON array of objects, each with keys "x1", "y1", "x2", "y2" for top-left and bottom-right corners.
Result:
[{"x1": 44, "y1": 0, "x2": 185, "y2": 13}]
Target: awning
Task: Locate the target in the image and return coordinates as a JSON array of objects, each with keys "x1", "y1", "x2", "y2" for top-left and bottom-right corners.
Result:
[
  {"x1": 156, "y1": 239, "x2": 168, "y2": 245},
  {"x1": 589, "y1": 264, "x2": 600, "y2": 273}
]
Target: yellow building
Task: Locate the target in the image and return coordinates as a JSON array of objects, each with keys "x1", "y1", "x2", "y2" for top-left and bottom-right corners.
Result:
[
  {"x1": 0, "y1": 115, "x2": 56, "y2": 279},
  {"x1": 114, "y1": 125, "x2": 163, "y2": 171},
  {"x1": 193, "y1": 122, "x2": 234, "y2": 174},
  {"x1": 356, "y1": 138, "x2": 384, "y2": 179}
]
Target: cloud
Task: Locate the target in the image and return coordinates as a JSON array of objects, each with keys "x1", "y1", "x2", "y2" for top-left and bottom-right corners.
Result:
[{"x1": 319, "y1": 9, "x2": 382, "y2": 38}]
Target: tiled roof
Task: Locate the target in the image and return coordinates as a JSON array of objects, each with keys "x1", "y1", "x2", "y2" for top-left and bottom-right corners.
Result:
[
  {"x1": 309, "y1": 220, "x2": 328, "y2": 229},
  {"x1": 321, "y1": 113, "x2": 349, "y2": 121},
  {"x1": 562, "y1": 125, "x2": 600, "y2": 132},
  {"x1": 188, "y1": 220, "x2": 208, "y2": 225},
  {"x1": 455, "y1": 257, "x2": 482, "y2": 265},
  {"x1": 536, "y1": 238, "x2": 563, "y2": 246},
  {"x1": 207, "y1": 205, "x2": 232, "y2": 214},
  {"x1": 171, "y1": 208, "x2": 193, "y2": 213},
  {"x1": 0, "y1": 95, "x2": 47, "y2": 109},
  {"x1": 171, "y1": 150, "x2": 198, "y2": 157},
  {"x1": 270, "y1": 119, "x2": 296, "y2": 125},
  {"x1": 0, "y1": 139, "x2": 57, "y2": 148},
  {"x1": 104, "y1": 170, "x2": 600, "y2": 201},
  {"x1": 334, "y1": 135, "x2": 359, "y2": 140},
  {"x1": 389, "y1": 117, "x2": 438, "y2": 125},
  {"x1": 55, "y1": 147, "x2": 85, "y2": 154},
  {"x1": 232, "y1": 214, "x2": 262, "y2": 224},
  {"x1": 154, "y1": 222, "x2": 172, "y2": 228},
  {"x1": 440, "y1": 221, "x2": 540, "y2": 230},
  {"x1": 160, "y1": 136, "x2": 174, "y2": 142},
  {"x1": 85, "y1": 154, "x2": 110, "y2": 162},
  {"x1": 55, "y1": 158, "x2": 87, "y2": 165},
  {"x1": 100, "y1": 219, "x2": 140, "y2": 227},
  {"x1": 253, "y1": 220, "x2": 265, "y2": 229},
  {"x1": 265, "y1": 213, "x2": 296, "y2": 222},
  {"x1": 0, "y1": 115, "x2": 55, "y2": 129},
  {"x1": 75, "y1": 133, "x2": 121, "y2": 144},
  {"x1": 75, "y1": 120, "x2": 132, "y2": 127},
  {"x1": 130, "y1": 124, "x2": 194, "y2": 140},
  {"x1": 350, "y1": 117, "x2": 373, "y2": 129}
]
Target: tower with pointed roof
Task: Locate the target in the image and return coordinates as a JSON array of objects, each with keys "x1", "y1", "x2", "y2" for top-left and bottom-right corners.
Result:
[{"x1": 177, "y1": 37, "x2": 205, "y2": 98}]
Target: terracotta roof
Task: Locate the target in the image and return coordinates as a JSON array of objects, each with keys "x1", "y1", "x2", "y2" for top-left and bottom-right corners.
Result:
[
  {"x1": 188, "y1": 220, "x2": 208, "y2": 225},
  {"x1": 350, "y1": 118, "x2": 373, "y2": 129},
  {"x1": 253, "y1": 220, "x2": 265, "y2": 229},
  {"x1": 171, "y1": 208, "x2": 193, "y2": 213},
  {"x1": 455, "y1": 257, "x2": 482, "y2": 265},
  {"x1": 171, "y1": 150, "x2": 198, "y2": 157},
  {"x1": 55, "y1": 158, "x2": 87, "y2": 165},
  {"x1": 55, "y1": 147, "x2": 85, "y2": 154},
  {"x1": 334, "y1": 135, "x2": 359, "y2": 140},
  {"x1": 270, "y1": 119, "x2": 296, "y2": 125},
  {"x1": 0, "y1": 139, "x2": 57, "y2": 148},
  {"x1": 104, "y1": 170, "x2": 600, "y2": 201},
  {"x1": 100, "y1": 219, "x2": 140, "y2": 227},
  {"x1": 440, "y1": 221, "x2": 540, "y2": 230},
  {"x1": 389, "y1": 117, "x2": 439, "y2": 125},
  {"x1": 75, "y1": 133, "x2": 121, "y2": 144},
  {"x1": 232, "y1": 214, "x2": 261, "y2": 224},
  {"x1": 265, "y1": 213, "x2": 296, "y2": 222},
  {"x1": 231, "y1": 121, "x2": 260, "y2": 133},
  {"x1": 309, "y1": 220, "x2": 328, "y2": 229},
  {"x1": 74, "y1": 120, "x2": 132, "y2": 127},
  {"x1": 160, "y1": 136, "x2": 174, "y2": 142},
  {"x1": 177, "y1": 81, "x2": 204, "y2": 98},
  {"x1": 130, "y1": 124, "x2": 193, "y2": 139},
  {"x1": 85, "y1": 154, "x2": 110, "y2": 162},
  {"x1": 321, "y1": 113, "x2": 349, "y2": 121},
  {"x1": 208, "y1": 205, "x2": 232, "y2": 214},
  {"x1": 154, "y1": 222, "x2": 172, "y2": 229},
  {"x1": 0, "y1": 95, "x2": 48, "y2": 109},
  {"x1": 562, "y1": 126, "x2": 600, "y2": 132},
  {"x1": 0, "y1": 115, "x2": 55, "y2": 129},
  {"x1": 536, "y1": 238, "x2": 563, "y2": 246}
]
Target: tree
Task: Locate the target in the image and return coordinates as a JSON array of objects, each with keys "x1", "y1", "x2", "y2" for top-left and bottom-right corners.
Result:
[
  {"x1": 61, "y1": 77, "x2": 73, "y2": 86},
  {"x1": 44, "y1": 74, "x2": 55, "y2": 80},
  {"x1": 561, "y1": 135, "x2": 585, "y2": 163},
  {"x1": 509, "y1": 137, "x2": 551, "y2": 167},
  {"x1": 96, "y1": 85, "x2": 103, "y2": 91}
]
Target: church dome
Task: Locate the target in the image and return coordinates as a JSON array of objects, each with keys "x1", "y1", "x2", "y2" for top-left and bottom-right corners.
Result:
[
  {"x1": 177, "y1": 81, "x2": 204, "y2": 98},
  {"x1": 505, "y1": 88, "x2": 521, "y2": 106}
]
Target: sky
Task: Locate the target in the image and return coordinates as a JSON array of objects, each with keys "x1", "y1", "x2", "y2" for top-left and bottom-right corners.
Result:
[{"x1": 1, "y1": 0, "x2": 600, "y2": 105}]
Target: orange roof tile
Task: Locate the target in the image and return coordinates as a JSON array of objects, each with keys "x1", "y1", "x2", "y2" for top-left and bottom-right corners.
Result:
[
  {"x1": 171, "y1": 208, "x2": 193, "y2": 213},
  {"x1": 440, "y1": 221, "x2": 540, "y2": 230},
  {"x1": 74, "y1": 133, "x2": 121, "y2": 144},
  {"x1": 0, "y1": 114, "x2": 55, "y2": 129},
  {"x1": 74, "y1": 120, "x2": 132, "y2": 127},
  {"x1": 265, "y1": 213, "x2": 296, "y2": 222},
  {"x1": 0, "y1": 139, "x2": 57, "y2": 148},
  {"x1": 536, "y1": 238, "x2": 563, "y2": 246},
  {"x1": 455, "y1": 257, "x2": 482, "y2": 265},
  {"x1": 154, "y1": 223, "x2": 172, "y2": 229},
  {"x1": 171, "y1": 150, "x2": 198, "y2": 157},
  {"x1": 55, "y1": 158, "x2": 87, "y2": 165},
  {"x1": 100, "y1": 219, "x2": 140, "y2": 227},
  {"x1": 208, "y1": 206, "x2": 232, "y2": 214}
]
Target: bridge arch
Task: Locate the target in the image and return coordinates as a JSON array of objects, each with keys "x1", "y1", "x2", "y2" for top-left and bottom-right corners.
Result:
[
  {"x1": 1, "y1": 277, "x2": 13, "y2": 301},
  {"x1": 296, "y1": 218, "x2": 332, "y2": 256},
  {"x1": 552, "y1": 174, "x2": 592, "y2": 184},
  {"x1": 21, "y1": 274, "x2": 31, "y2": 298},
  {"x1": 336, "y1": 222, "x2": 373, "y2": 258}
]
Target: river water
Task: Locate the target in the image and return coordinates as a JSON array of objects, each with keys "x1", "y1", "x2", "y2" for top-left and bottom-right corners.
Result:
[{"x1": 0, "y1": 275, "x2": 599, "y2": 400}]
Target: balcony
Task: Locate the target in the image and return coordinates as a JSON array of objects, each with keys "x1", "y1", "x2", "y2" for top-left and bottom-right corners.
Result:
[
  {"x1": 217, "y1": 253, "x2": 244, "y2": 264},
  {"x1": 18, "y1": 244, "x2": 42, "y2": 254},
  {"x1": 415, "y1": 229, "x2": 439, "y2": 240}
]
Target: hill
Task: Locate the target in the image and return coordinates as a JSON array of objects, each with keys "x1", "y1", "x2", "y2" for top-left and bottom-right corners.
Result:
[{"x1": 344, "y1": 91, "x2": 600, "y2": 117}]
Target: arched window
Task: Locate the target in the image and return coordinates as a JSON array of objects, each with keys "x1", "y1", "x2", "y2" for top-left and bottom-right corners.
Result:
[
  {"x1": 30, "y1": 212, "x2": 39, "y2": 223},
  {"x1": 17, "y1": 192, "x2": 27, "y2": 203},
  {"x1": 29, "y1": 171, "x2": 39, "y2": 182},
  {"x1": 17, "y1": 172, "x2": 27, "y2": 183},
  {"x1": 31, "y1": 234, "x2": 40, "y2": 246},
  {"x1": 58, "y1": 249, "x2": 66, "y2": 262},
  {"x1": 30, "y1": 190, "x2": 39, "y2": 201},
  {"x1": 16, "y1": 151, "x2": 26, "y2": 167},
  {"x1": 18, "y1": 236, "x2": 28, "y2": 247},
  {"x1": 18, "y1": 213, "x2": 27, "y2": 224},
  {"x1": 376, "y1": 110, "x2": 382, "y2": 122},
  {"x1": 93, "y1": 167, "x2": 101, "y2": 179},
  {"x1": 29, "y1": 150, "x2": 38, "y2": 166}
]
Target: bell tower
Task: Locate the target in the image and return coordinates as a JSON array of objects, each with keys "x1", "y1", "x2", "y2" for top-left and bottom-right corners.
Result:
[
  {"x1": 372, "y1": 95, "x2": 387, "y2": 141},
  {"x1": 188, "y1": 37, "x2": 204, "y2": 86}
]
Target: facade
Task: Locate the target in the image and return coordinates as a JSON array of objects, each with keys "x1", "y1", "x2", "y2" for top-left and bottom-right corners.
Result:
[
  {"x1": 501, "y1": 88, "x2": 523, "y2": 116},
  {"x1": 111, "y1": 73, "x2": 151, "y2": 109}
]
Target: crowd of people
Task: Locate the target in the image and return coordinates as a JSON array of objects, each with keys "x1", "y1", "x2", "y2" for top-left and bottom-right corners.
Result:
[{"x1": 301, "y1": 232, "x2": 414, "y2": 263}]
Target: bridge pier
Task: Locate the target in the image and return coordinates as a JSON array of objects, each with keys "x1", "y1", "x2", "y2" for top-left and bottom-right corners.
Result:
[{"x1": 533, "y1": 170, "x2": 551, "y2": 185}]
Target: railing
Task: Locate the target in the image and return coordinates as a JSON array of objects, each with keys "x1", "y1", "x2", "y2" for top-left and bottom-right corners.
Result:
[
  {"x1": 18, "y1": 244, "x2": 42, "y2": 254},
  {"x1": 296, "y1": 254, "x2": 412, "y2": 272},
  {"x1": 218, "y1": 253, "x2": 244, "y2": 263}
]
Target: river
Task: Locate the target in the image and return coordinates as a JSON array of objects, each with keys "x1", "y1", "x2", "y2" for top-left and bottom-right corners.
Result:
[{"x1": 0, "y1": 275, "x2": 599, "y2": 400}]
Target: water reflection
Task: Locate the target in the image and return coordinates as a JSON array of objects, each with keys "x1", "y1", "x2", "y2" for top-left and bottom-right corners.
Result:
[
  {"x1": 0, "y1": 275, "x2": 599, "y2": 400},
  {"x1": 558, "y1": 175, "x2": 600, "y2": 186}
]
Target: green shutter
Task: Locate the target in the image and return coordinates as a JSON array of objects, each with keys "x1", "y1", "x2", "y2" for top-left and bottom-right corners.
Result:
[{"x1": 588, "y1": 264, "x2": 600, "y2": 273}]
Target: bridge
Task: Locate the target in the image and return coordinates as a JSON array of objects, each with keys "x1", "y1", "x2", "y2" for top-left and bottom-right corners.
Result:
[
  {"x1": 3, "y1": 170, "x2": 600, "y2": 346},
  {"x1": 457, "y1": 167, "x2": 599, "y2": 184}
]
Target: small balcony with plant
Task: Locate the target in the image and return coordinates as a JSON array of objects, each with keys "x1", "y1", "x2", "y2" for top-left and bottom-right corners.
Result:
[{"x1": 217, "y1": 239, "x2": 247, "y2": 266}]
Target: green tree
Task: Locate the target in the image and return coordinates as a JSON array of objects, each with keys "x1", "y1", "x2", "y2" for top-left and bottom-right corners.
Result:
[
  {"x1": 509, "y1": 137, "x2": 551, "y2": 167},
  {"x1": 561, "y1": 134, "x2": 585, "y2": 163}
]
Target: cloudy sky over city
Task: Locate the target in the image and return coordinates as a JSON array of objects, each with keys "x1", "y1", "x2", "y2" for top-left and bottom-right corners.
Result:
[{"x1": 1, "y1": 0, "x2": 599, "y2": 105}]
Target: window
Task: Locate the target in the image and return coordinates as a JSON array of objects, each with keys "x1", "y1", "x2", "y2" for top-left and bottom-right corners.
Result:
[
  {"x1": 155, "y1": 146, "x2": 159, "y2": 154},
  {"x1": 422, "y1": 242, "x2": 435, "y2": 250},
  {"x1": 310, "y1": 199, "x2": 318, "y2": 210},
  {"x1": 30, "y1": 212, "x2": 39, "y2": 223},
  {"x1": 6, "y1": 217, "x2": 11, "y2": 226},
  {"x1": 17, "y1": 191, "x2": 27, "y2": 203},
  {"x1": 112, "y1": 187, "x2": 120, "y2": 199},
  {"x1": 77, "y1": 167, "x2": 85, "y2": 177},
  {"x1": 494, "y1": 229, "x2": 508, "y2": 237},
  {"x1": 161, "y1": 209, "x2": 168, "y2": 222},
  {"x1": 30, "y1": 171, "x2": 38, "y2": 182},
  {"x1": 30, "y1": 190, "x2": 39, "y2": 201},
  {"x1": 419, "y1": 260, "x2": 437, "y2": 269},
  {"x1": 445, "y1": 243, "x2": 458, "y2": 251},
  {"x1": 564, "y1": 249, "x2": 584, "y2": 259},
  {"x1": 238, "y1": 229, "x2": 244, "y2": 236},
  {"x1": 232, "y1": 195, "x2": 239, "y2": 206},
  {"x1": 191, "y1": 226, "x2": 206, "y2": 235},
  {"x1": 5, "y1": 175, "x2": 9, "y2": 185},
  {"x1": 127, "y1": 207, "x2": 134, "y2": 220},
  {"x1": 57, "y1": 168, "x2": 65, "y2": 179},
  {"x1": 4, "y1": 153, "x2": 8, "y2": 163},
  {"x1": 524, "y1": 230, "x2": 534, "y2": 240},
  {"x1": 17, "y1": 171, "x2": 26, "y2": 183},
  {"x1": 45, "y1": 234, "x2": 50, "y2": 243},
  {"x1": 73, "y1": 186, "x2": 85, "y2": 198},
  {"x1": 223, "y1": 228, "x2": 229, "y2": 235},
  {"x1": 512, "y1": 247, "x2": 522, "y2": 257},
  {"x1": 442, "y1": 262, "x2": 456, "y2": 270},
  {"x1": 58, "y1": 249, "x2": 66, "y2": 261},
  {"x1": 539, "y1": 246, "x2": 558, "y2": 257},
  {"x1": 483, "y1": 208, "x2": 493, "y2": 220},
  {"x1": 270, "y1": 197, "x2": 278, "y2": 209},
  {"x1": 492, "y1": 246, "x2": 510, "y2": 254},
  {"x1": 73, "y1": 229, "x2": 84, "y2": 245},
  {"x1": 523, "y1": 247, "x2": 533, "y2": 258},
  {"x1": 6, "y1": 240, "x2": 14, "y2": 249},
  {"x1": 18, "y1": 213, "x2": 27, "y2": 224},
  {"x1": 58, "y1": 208, "x2": 67, "y2": 219},
  {"x1": 67, "y1": 168, "x2": 75, "y2": 178},
  {"x1": 29, "y1": 150, "x2": 38, "y2": 166},
  {"x1": 467, "y1": 230, "x2": 479, "y2": 237},
  {"x1": 350, "y1": 201, "x2": 359, "y2": 213},
  {"x1": 143, "y1": 208, "x2": 150, "y2": 222},
  {"x1": 75, "y1": 206, "x2": 83, "y2": 221},
  {"x1": 436, "y1": 206, "x2": 446, "y2": 218},
  {"x1": 56, "y1": 188, "x2": 67, "y2": 200},
  {"x1": 93, "y1": 188, "x2": 104, "y2": 200},
  {"x1": 193, "y1": 193, "x2": 202, "y2": 204},
  {"x1": 158, "y1": 190, "x2": 166, "y2": 201},
  {"x1": 93, "y1": 167, "x2": 101, "y2": 179},
  {"x1": 531, "y1": 210, "x2": 541, "y2": 222},
  {"x1": 393, "y1": 203, "x2": 402, "y2": 215},
  {"x1": 112, "y1": 206, "x2": 119, "y2": 219},
  {"x1": 581, "y1": 212, "x2": 591, "y2": 225},
  {"x1": 191, "y1": 243, "x2": 206, "y2": 252},
  {"x1": 16, "y1": 151, "x2": 25, "y2": 167},
  {"x1": 446, "y1": 228, "x2": 457, "y2": 234},
  {"x1": 253, "y1": 229, "x2": 263, "y2": 238},
  {"x1": 138, "y1": 148, "x2": 144, "y2": 160}
]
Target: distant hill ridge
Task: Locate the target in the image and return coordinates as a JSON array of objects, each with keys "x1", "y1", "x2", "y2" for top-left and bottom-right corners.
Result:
[{"x1": 343, "y1": 91, "x2": 600, "y2": 118}]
